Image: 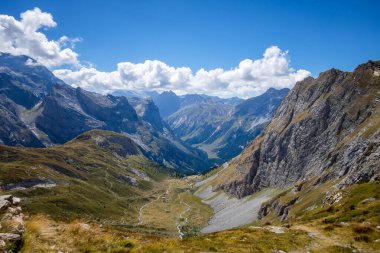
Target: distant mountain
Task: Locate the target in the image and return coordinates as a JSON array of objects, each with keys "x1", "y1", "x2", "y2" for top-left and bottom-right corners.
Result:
[
  {"x1": 152, "y1": 91, "x2": 181, "y2": 117},
  {"x1": 234, "y1": 88, "x2": 289, "y2": 117},
  {"x1": 0, "y1": 53, "x2": 211, "y2": 174},
  {"x1": 165, "y1": 88, "x2": 289, "y2": 162},
  {"x1": 111, "y1": 90, "x2": 159, "y2": 99},
  {"x1": 127, "y1": 97, "x2": 165, "y2": 131},
  {"x1": 151, "y1": 91, "x2": 243, "y2": 119}
]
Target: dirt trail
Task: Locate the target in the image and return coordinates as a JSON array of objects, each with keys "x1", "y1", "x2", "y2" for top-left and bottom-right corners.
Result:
[
  {"x1": 104, "y1": 171, "x2": 117, "y2": 199},
  {"x1": 138, "y1": 191, "x2": 166, "y2": 225},
  {"x1": 292, "y1": 224, "x2": 353, "y2": 250},
  {"x1": 176, "y1": 192, "x2": 191, "y2": 239}
]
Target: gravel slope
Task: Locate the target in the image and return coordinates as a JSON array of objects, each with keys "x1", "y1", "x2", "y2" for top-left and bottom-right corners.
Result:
[{"x1": 195, "y1": 185, "x2": 276, "y2": 233}]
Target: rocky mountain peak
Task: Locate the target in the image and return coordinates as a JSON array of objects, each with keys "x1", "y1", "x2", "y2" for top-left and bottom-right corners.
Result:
[
  {"x1": 127, "y1": 97, "x2": 164, "y2": 131},
  {"x1": 233, "y1": 88, "x2": 289, "y2": 117},
  {"x1": 152, "y1": 90, "x2": 181, "y2": 117}
]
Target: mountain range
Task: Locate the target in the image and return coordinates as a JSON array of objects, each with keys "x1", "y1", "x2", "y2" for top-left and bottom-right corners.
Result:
[
  {"x1": 113, "y1": 78, "x2": 290, "y2": 164},
  {"x1": 114, "y1": 88, "x2": 288, "y2": 163},
  {"x1": 163, "y1": 88, "x2": 289, "y2": 162},
  {"x1": 0, "y1": 53, "x2": 210, "y2": 174}
]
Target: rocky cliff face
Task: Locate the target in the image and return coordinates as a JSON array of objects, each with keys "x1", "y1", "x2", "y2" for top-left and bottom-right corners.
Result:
[
  {"x1": 218, "y1": 61, "x2": 380, "y2": 198},
  {"x1": 127, "y1": 97, "x2": 164, "y2": 131},
  {"x1": 0, "y1": 53, "x2": 210, "y2": 174},
  {"x1": 35, "y1": 85, "x2": 139, "y2": 144}
]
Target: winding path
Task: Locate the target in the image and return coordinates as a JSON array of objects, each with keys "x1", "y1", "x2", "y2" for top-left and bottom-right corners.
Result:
[
  {"x1": 176, "y1": 192, "x2": 191, "y2": 239},
  {"x1": 138, "y1": 192, "x2": 166, "y2": 225}
]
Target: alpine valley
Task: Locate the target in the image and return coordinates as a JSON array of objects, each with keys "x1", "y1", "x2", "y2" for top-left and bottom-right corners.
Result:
[{"x1": 0, "y1": 53, "x2": 379, "y2": 253}]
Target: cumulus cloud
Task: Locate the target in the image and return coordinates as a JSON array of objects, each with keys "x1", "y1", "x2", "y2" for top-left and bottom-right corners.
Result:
[
  {"x1": 54, "y1": 46, "x2": 310, "y2": 98},
  {"x1": 1, "y1": 8, "x2": 310, "y2": 98},
  {"x1": 0, "y1": 7, "x2": 79, "y2": 67}
]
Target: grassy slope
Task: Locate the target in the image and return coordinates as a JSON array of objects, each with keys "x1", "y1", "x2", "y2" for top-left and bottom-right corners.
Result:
[
  {"x1": 0, "y1": 131, "x2": 170, "y2": 223},
  {"x1": 257, "y1": 180, "x2": 380, "y2": 252}
]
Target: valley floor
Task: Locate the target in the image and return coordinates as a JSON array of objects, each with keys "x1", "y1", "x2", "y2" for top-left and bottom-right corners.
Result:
[
  {"x1": 134, "y1": 178, "x2": 212, "y2": 237},
  {"x1": 17, "y1": 179, "x2": 380, "y2": 253}
]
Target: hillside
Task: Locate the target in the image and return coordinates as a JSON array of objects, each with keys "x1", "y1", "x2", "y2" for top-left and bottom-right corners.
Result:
[
  {"x1": 0, "y1": 130, "x2": 163, "y2": 220},
  {"x1": 0, "y1": 130, "x2": 213, "y2": 236}
]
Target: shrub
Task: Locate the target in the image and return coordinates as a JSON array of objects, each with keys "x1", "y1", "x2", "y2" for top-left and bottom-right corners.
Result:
[
  {"x1": 354, "y1": 235, "x2": 371, "y2": 243},
  {"x1": 322, "y1": 217, "x2": 336, "y2": 224},
  {"x1": 323, "y1": 225, "x2": 335, "y2": 232},
  {"x1": 352, "y1": 226, "x2": 374, "y2": 234}
]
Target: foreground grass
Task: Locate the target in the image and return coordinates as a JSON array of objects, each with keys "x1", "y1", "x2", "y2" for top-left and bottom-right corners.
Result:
[{"x1": 23, "y1": 215, "x2": 313, "y2": 253}]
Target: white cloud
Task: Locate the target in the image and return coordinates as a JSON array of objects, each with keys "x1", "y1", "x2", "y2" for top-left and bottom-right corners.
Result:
[
  {"x1": 54, "y1": 46, "x2": 310, "y2": 98},
  {"x1": 0, "y1": 7, "x2": 79, "y2": 67},
  {"x1": 1, "y1": 8, "x2": 310, "y2": 98}
]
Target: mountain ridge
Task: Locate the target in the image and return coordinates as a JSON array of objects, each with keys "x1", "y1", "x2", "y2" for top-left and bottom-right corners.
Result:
[{"x1": 212, "y1": 60, "x2": 380, "y2": 198}]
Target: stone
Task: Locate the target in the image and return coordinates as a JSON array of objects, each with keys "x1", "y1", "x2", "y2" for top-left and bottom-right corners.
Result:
[
  {"x1": 0, "y1": 233, "x2": 21, "y2": 241},
  {"x1": 7, "y1": 206, "x2": 22, "y2": 215},
  {"x1": 80, "y1": 223, "x2": 90, "y2": 230},
  {"x1": 11, "y1": 197, "x2": 21, "y2": 205},
  {"x1": 361, "y1": 197, "x2": 376, "y2": 204},
  {"x1": 0, "y1": 200, "x2": 10, "y2": 211},
  {"x1": 268, "y1": 226, "x2": 285, "y2": 234},
  {"x1": 0, "y1": 195, "x2": 12, "y2": 211}
]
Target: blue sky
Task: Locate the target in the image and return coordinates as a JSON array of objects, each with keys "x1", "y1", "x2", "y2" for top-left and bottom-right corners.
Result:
[{"x1": 0, "y1": 0, "x2": 379, "y2": 97}]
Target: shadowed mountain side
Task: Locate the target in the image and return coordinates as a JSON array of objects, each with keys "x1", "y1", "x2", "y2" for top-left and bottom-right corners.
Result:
[{"x1": 0, "y1": 53, "x2": 212, "y2": 174}]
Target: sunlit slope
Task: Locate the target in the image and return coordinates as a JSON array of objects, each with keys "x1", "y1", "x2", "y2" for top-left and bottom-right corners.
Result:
[{"x1": 0, "y1": 130, "x2": 171, "y2": 222}]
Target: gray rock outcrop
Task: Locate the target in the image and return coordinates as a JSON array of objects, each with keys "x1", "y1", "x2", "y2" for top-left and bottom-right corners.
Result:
[
  {"x1": 218, "y1": 61, "x2": 380, "y2": 198},
  {"x1": 0, "y1": 195, "x2": 24, "y2": 253}
]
